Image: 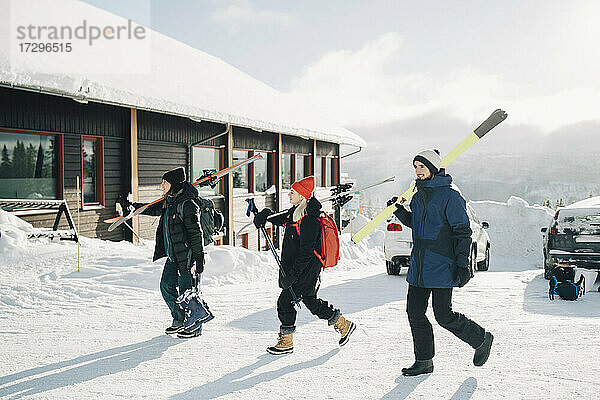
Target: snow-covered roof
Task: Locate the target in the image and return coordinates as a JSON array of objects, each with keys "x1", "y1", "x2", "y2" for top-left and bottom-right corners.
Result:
[
  {"x1": 0, "y1": 0, "x2": 365, "y2": 148},
  {"x1": 567, "y1": 196, "x2": 600, "y2": 209}
]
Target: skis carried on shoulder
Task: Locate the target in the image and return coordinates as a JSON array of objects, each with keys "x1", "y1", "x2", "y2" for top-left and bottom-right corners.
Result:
[
  {"x1": 104, "y1": 154, "x2": 263, "y2": 232},
  {"x1": 321, "y1": 176, "x2": 396, "y2": 207},
  {"x1": 351, "y1": 109, "x2": 508, "y2": 244}
]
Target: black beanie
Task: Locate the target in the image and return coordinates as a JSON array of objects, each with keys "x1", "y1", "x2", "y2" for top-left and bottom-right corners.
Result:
[{"x1": 162, "y1": 167, "x2": 186, "y2": 193}]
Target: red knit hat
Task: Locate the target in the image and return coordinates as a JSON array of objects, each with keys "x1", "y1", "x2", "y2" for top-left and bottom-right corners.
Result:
[{"x1": 291, "y1": 176, "x2": 315, "y2": 199}]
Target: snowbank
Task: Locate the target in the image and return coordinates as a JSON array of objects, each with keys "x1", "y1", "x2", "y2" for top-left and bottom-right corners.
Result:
[
  {"x1": 469, "y1": 196, "x2": 554, "y2": 270},
  {"x1": 0, "y1": 209, "x2": 36, "y2": 260}
]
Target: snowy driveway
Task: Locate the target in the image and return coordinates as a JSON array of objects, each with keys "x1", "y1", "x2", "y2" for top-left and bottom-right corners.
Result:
[{"x1": 1, "y1": 237, "x2": 599, "y2": 399}]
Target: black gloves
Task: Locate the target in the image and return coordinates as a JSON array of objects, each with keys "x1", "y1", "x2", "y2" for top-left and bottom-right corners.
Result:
[
  {"x1": 116, "y1": 194, "x2": 133, "y2": 215},
  {"x1": 454, "y1": 267, "x2": 471, "y2": 287},
  {"x1": 253, "y1": 208, "x2": 273, "y2": 229},
  {"x1": 387, "y1": 196, "x2": 398, "y2": 207},
  {"x1": 194, "y1": 255, "x2": 205, "y2": 274}
]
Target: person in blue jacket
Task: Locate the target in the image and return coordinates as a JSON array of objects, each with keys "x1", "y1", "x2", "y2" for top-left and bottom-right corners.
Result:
[{"x1": 390, "y1": 149, "x2": 493, "y2": 376}]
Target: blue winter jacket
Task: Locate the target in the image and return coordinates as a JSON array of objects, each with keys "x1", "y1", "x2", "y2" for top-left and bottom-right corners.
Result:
[{"x1": 394, "y1": 172, "x2": 472, "y2": 288}]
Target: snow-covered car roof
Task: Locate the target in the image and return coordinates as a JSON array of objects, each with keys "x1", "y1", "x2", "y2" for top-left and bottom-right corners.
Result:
[{"x1": 0, "y1": 1, "x2": 366, "y2": 148}]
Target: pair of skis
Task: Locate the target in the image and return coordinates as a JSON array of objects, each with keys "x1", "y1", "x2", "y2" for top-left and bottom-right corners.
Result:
[
  {"x1": 104, "y1": 154, "x2": 263, "y2": 232},
  {"x1": 351, "y1": 109, "x2": 508, "y2": 244}
]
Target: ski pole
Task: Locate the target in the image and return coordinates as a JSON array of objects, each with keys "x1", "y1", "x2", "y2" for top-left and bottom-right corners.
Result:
[{"x1": 246, "y1": 198, "x2": 301, "y2": 308}]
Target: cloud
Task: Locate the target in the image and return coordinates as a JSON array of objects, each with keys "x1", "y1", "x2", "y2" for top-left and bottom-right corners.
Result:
[
  {"x1": 211, "y1": 0, "x2": 293, "y2": 29},
  {"x1": 288, "y1": 33, "x2": 600, "y2": 133}
]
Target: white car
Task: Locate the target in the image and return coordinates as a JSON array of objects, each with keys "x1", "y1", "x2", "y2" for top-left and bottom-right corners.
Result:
[{"x1": 384, "y1": 203, "x2": 491, "y2": 276}]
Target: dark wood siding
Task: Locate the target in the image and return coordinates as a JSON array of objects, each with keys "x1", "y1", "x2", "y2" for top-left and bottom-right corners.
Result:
[
  {"x1": 233, "y1": 127, "x2": 276, "y2": 151},
  {"x1": 282, "y1": 135, "x2": 311, "y2": 154},
  {"x1": 137, "y1": 110, "x2": 226, "y2": 147},
  {"x1": 138, "y1": 140, "x2": 187, "y2": 186},
  {"x1": 316, "y1": 141, "x2": 339, "y2": 157},
  {"x1": 0, "y1": 87, "x2": 129, "y2": 241},
  {"x1": 0, "y1": 86, "x2": 128, "y2": 138}
]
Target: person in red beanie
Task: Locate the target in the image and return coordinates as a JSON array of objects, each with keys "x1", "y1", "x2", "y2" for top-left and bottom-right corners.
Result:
[{"x1": 253, "y1": 176, "x2": 356, "y2": 355}]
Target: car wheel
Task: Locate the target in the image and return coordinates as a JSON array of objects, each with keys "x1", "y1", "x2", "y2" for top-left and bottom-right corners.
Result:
[
  {"x1": 469, "y1": 246, "x2": 477, "y2": 278},
  {"x1": 386, "y1": 260, "x2": 401, "y2": 276},
  {"x1": 476, "y1": 246, "x2": 490, "y2": 271}
]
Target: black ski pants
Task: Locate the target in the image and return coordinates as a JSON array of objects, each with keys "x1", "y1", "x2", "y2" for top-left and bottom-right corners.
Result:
[
  {"x1": 277, "y1": 284, "x2": 337, "y2": 333},
  {"x1": 406, "y1": 285, "x2": 485, "y2": 361}
]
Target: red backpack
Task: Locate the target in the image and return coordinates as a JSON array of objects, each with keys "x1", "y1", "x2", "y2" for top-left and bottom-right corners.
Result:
[{"x1": 294, "y1": 213, "x2": 340, "y2": 269}]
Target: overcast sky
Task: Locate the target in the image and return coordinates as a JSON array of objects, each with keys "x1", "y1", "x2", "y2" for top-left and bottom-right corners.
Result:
[{"x1": 82, "y1": 0, "x2": 600, "y2": 153}]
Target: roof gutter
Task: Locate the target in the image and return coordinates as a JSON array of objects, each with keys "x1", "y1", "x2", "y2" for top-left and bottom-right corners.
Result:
[{"x1": 340, "y1": 146, "x2": 362, "y2": 159}]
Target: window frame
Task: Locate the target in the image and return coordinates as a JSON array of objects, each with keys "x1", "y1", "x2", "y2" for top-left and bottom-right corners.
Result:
[
  {"x1": 80, "y1": 135, "x2": 105, "y2": 207},
  {"x1": 191, "y1": 144, "x2": 225, "y2": 196},
  {"x1": 0, "y1": 128, "x2": 64, "y2": 200}
]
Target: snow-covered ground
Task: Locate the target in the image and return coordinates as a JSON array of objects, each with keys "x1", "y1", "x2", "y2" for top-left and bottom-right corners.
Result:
[{"x1": 1, "y1": 198, "x2": 600, "y2": 399}]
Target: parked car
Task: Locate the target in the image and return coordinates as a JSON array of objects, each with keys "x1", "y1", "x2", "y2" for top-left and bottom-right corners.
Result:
[
  {"x1": 384, "y1": 203, "x2": 491, "y2": 276},
  {"x1": 541, "y1": 205, "x2": 600, "y2": 279}
]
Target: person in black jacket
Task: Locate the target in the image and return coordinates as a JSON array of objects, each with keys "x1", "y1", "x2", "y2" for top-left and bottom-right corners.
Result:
[
  {"x1": 253, "y1": 176, "x2": 356, "y2": 355},
  {"x1": 389, "y1": 149, "x2": 493, "y2": 376},
  {"x1": 120, "y1": 167, "x2": 205, "y2": 339}
]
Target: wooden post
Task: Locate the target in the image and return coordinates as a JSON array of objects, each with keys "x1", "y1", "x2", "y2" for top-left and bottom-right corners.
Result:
[
  {"x1": 275, "y1": 133, "x2": 283, "y2": 248},
  {"x1": 130, "y1": 108, "x2": 139, "y2": 244},
  {"x1": 224, "y1": 125, "x2": 234, "y2": 245},
  {"x1": 312, "y1": 139, "x2": 317, "y2": 178}
]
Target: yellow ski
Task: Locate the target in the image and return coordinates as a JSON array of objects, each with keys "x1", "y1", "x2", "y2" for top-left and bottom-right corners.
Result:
[{"x1": 351, "y1": 109, "x2": 507, "y2": 244}]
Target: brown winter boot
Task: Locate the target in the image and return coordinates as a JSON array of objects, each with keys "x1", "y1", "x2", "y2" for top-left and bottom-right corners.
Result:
[
  {"x1": 333, "y1": 315, "x2": 356, "y2": 346},
  {"x1": 266, "y1": 333, "x2": 294, "y2": 355}
]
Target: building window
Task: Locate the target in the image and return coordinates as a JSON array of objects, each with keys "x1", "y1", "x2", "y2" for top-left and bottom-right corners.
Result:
[
  {"x1": 192, "y1": 146, "x2": 222, "y2": 195},
  {"x1": 282, "y1": 153, "x2": 292, "y2": 190},
  {"x1": 240, "y1": 232, "x2": 249, "y2": 249},
  {"x1": 254, "y1": 151, "x2": 268, "y2": 192},
  {"x1": 81, "y1": 137, "x2": 104, "y2": 205},
  {"x1": 295, "y1": 155, "x2": 305, "y2": 182},
  {"x1": 0, "y1": 130, "x2": 61, "y2": 199},
  {"x1": 315, "y1": 156, "x2": 323, "y2": 187},
  {"x1": 328, "y1": 157, "x2": 339, "y2": 187},
  {"x1": 261, "y1": 227, "x2": 272, "y2": 251},
  {"x1": 232, "y1": 150, "x2": 249, "y2": 192}
]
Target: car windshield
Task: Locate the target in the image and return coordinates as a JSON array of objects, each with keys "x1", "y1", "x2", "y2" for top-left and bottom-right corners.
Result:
[{"x1": 558, "y1": 208, "x2": 600, "y2": 234}]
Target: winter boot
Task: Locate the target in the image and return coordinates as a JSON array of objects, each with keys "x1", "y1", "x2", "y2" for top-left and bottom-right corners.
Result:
[
  {"x1": 266, "y1": 333, "x2": 294, "y2": 355},
  {"x1": 165, "y1": 319, "x2": 184, "y2": 335},
  {"x1": 401, "y1": 359, "x2": 434, "y2": 376},
  {"x1": 333, "y1": 315, "x2": 356, "y2": 346},
  {"x1": 177, "y1": 325, "x2": 203, "y2": 339},
  {"x1": 473, "y1": 332, "x2": 494, "y2": 366}
]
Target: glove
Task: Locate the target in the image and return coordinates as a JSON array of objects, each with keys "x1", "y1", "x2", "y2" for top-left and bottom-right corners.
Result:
[
  {"x1": 194, "y1": 255, "x2": 205, "y2": 274},
  {"x1": 387, "y1": 196, "x2": 398, "y2": 207},
  {"x1": 454, "y1": 266, "x2": 471, "y2": 287},
  {"x1": 116, "y1": 194, "x2": 133, "y2": 215},
  {"x1": 253, "y1": 208, "x2": 273, "y2": 229}
]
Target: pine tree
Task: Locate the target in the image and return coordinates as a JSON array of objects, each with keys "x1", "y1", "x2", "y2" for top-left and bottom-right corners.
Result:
[
  {"x1": 25, "y1": 143, "x2": 37, "y2": 177},
  {"x1": 12, "y1": 141, "x2": 26, "y2": 179},
  {"x1": 0, "y1": 144, "x2": 10, "y2": 178}
]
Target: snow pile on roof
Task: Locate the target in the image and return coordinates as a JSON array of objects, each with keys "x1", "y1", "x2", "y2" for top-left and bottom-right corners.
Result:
[
  {"x1": 0, "y1": 0, "x2": 365, "y2": 147},
  {"x1": 469, "y1": 196, "x2": 554, "y2": 270}
]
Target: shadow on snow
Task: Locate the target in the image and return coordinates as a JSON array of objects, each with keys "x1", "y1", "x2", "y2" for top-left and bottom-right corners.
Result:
[
  {"x1": 0, "y1": 336, "x2": 177, "y2": 399},
  {"x1": 170, "y1": 349, "x2": 340, "y2": 400},
  {"x1": 228, "y1": 273, "x2": 408, "y2": 332}
]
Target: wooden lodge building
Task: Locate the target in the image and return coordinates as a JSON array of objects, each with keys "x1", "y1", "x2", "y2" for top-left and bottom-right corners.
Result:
[{"x1": 0, "y1": 3, "x2": 366, "y2": 250}]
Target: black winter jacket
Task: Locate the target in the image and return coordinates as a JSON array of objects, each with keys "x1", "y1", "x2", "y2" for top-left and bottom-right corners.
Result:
[
  {"x1": 136, "y1": 182, "x2": 204, "y2": 273},
  {"x1": 269, "y1": 197, "x2": 323, "y2": 296}
]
